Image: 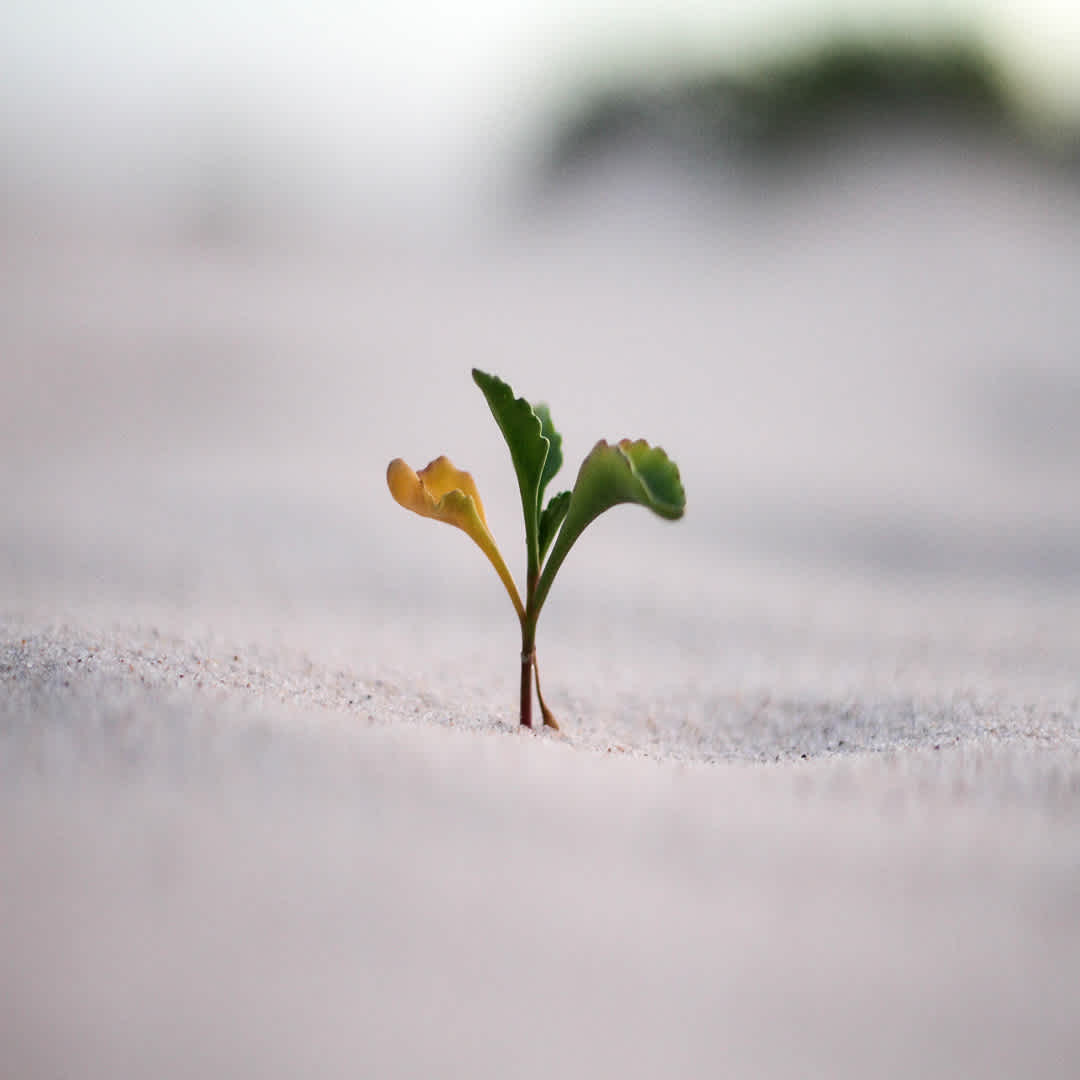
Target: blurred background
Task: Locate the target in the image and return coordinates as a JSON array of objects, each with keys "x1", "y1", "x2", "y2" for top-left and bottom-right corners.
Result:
[
  {"x1": 3, "y1": 0, "x2": 1080, "y2": 652},
  {"x1": 7, "y1": 12, "x2": 1080, "y2": 1075}
]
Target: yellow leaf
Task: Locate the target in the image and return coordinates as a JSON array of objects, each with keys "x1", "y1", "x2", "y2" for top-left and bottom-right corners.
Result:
[{"x1": 387, "y1": 456, "x2": 524, "y2": 621}]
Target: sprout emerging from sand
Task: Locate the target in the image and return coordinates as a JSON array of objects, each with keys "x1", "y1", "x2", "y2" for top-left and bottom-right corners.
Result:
[{"x1": 388, "y1": 369, "x2": 685, "y2": 729}]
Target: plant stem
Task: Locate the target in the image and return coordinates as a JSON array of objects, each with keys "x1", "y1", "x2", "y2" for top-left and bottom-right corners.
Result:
[
  {"x1": 519, "y1": 642, "x2": 534, "y2": 729},
  {"x1": 534, "y1": 656, "x2": 558, "y2": 729},
  {"x1": 519, "y1": 565, "x2": 539, "y2": 728}
]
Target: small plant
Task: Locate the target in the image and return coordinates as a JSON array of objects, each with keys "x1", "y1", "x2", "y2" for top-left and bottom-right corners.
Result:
[{"x1": 387, "y1": 369, "x2": 685, "y2": 729}]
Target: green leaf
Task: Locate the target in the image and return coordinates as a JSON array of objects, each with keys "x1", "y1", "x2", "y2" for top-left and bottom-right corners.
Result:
[
  {"x1": 534, "y1": 403, "x2": 563, "y2": 505},
  {"x1": 472, "y1": 369, "x2": 550, "y2": 573},
  {"x1": 533, "y1": 439, "x2": 685, "y2": 615},
  {"x1": 537, "y1": 489, "x2": 571, "y2": 565}
]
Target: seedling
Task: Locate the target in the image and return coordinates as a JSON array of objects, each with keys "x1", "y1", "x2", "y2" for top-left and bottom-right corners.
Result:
[{"x1": 387, "y1": 369, "x2": 685, "y2": 729}]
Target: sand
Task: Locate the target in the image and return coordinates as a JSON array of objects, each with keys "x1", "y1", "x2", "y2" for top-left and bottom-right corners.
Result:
[{"x1": 3, "y1": 144, "x2": 1080, "y2": 1076}]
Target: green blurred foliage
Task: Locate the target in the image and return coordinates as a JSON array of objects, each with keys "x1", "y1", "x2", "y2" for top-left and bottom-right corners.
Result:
[{"x1": 538, "y1": 36, "x2": 1079, "y2": 185}]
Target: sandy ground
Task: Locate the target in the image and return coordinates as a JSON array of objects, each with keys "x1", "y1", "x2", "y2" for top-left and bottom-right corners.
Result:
[{"x1": 3, "y1": 139, "x2": 1080, "y2": 1077}]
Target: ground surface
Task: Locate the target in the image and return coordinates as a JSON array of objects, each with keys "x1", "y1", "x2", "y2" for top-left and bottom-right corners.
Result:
[{"x1": 3, "y1": 138, "x2": 1080, "y2": 1077}]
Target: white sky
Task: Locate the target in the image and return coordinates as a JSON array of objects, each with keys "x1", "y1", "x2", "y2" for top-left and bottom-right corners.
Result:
[{"x1": 1, "y1": 1, "x2": 1077, "y2": 214}]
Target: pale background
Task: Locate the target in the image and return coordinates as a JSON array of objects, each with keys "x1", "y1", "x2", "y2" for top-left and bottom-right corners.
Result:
[
  {"x1": 2, "y1": 3, "x2": 1079, "y2": 1077},
  {"x1": 3, "y1": 1, "x2": 1080, "y2": 233}
]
